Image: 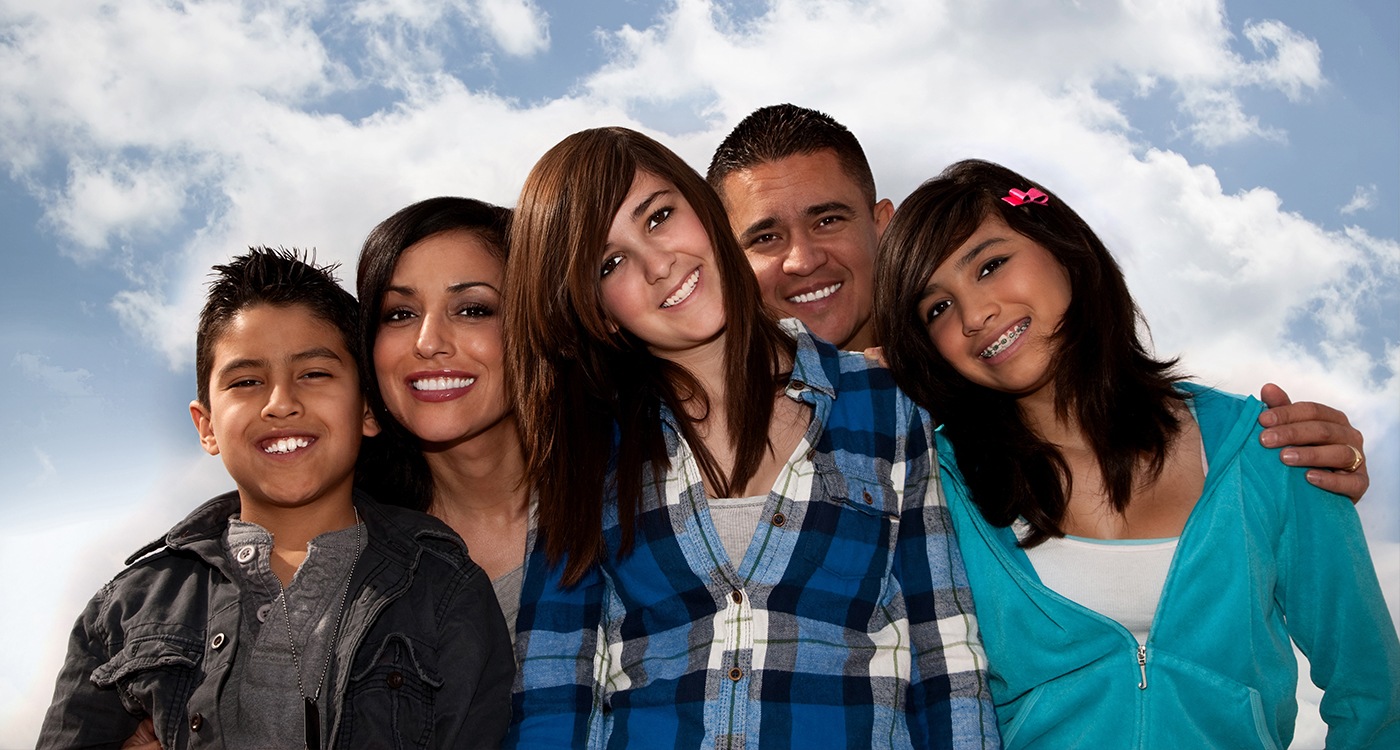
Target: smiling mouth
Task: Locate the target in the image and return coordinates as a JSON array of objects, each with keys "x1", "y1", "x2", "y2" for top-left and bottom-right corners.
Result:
[
  {"x1": 981, "y1": 320, "x2": 1030, "y2": 358},
  {"x1": 262, "y1": 436, "x2": 312, "y2": 455},
  {"x1": 786, "y1": 282, "x2": 841, "y2": 304},
  {"x1": 412, "y1": 376, "x2": 476, "y2": 391},
  {"x1": 661, "y1": 269, "x2": 700, "y2": 308}
]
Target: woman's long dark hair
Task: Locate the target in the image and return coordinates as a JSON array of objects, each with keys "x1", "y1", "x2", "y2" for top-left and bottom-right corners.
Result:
[
  {"x1": 506, "y1": 127, "x2": 790, "y2": 585},
  {"x1": 354, "y1": 196, "x2": 512, "y2": 511},
  {"x1": 874, "y1": 159, "x2": 1186, "y2": 546}
]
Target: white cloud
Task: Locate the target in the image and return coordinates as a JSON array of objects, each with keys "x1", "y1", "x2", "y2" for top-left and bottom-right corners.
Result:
[
  {"x1": 1242, "y1": 19, "x2": 1325, "y2": 101},
  {"x1": 477, "y1": 0, "x2": 549, "y2": 57},
  {"x1": 1341, "y1": 184, "x2": 1378, "y2": 215},
  {"x1": 46, "y1": 158, "x2": 193, "y2": 257},
  {"x1": 12, "y1": 353, "x2": 95, "y2": 398},
  {"x1": 25, "y1": 448, "x2": 57, "y2": 490}
]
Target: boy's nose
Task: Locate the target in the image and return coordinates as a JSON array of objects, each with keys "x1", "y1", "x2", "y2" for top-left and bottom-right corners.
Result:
[{"x1": 262, "y1": 380, "x2": 301, "y2": 419}]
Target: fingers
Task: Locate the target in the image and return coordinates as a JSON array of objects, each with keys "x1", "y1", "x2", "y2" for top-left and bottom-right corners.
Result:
[
  {"x1": 1303, "y1": 466, "x2": 1369, "y2": 503},
  {"x1": 1260, "y1": 418, "x2": 1362, "y2": 451},
  {"x1": 121, "y1": 717, "x2": 162, "y2": 749},
  {"x1": 1276, "y1": 443, "x2": 1364, "y2": 472},
  {"x1": 1258, "y1": 400, "x2": 1352, "y2": 430},
  {"x1": 1258, "y1": 382, "x2": 1291, "y2": 410},
  {"x1": 1275, "y1": 443, "x2": 1369, "y2": 503}
]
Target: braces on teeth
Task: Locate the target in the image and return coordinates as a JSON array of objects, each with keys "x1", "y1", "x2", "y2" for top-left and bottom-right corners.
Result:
[{"x1": 981, "y1": 320, "x2": 1030, "y2": 358}]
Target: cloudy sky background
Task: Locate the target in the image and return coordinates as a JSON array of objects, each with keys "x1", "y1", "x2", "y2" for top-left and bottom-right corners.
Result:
[{"x1": 2, "y1": 0, "x2": 1395, "y2": 744}]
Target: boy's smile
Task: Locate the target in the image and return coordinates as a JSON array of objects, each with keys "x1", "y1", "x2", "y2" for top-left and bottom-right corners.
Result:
[{"x1": 190, "y1": 303, "x2": 378, "y2": 515}]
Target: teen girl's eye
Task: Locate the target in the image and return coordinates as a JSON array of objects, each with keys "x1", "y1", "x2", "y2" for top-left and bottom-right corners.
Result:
[
  {"x1": 600, "y1": 254, "x2": 623, "y2": 278},
  {"x1": 923, "y1": 299, "x2": 952, "y2": 324},
  {"x1": 978, "y1": 257, "x2": 1007, "y2": 278},
  {"x1": 382, "y1": 306, "x2": 416, "y2": 324},
  {"x1": 646, "y1": 206, "x2": 673, "y2": 232}
]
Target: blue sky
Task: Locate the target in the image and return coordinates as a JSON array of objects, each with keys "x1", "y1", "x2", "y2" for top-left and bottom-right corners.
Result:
[{"x1": 2, "y1": 1, "x2": 1395, "y2": 744}]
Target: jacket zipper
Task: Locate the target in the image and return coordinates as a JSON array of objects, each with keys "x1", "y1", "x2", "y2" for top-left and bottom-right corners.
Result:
[{"x1": 1136, "y1": 644, "x2": 1148, "y2": 689}]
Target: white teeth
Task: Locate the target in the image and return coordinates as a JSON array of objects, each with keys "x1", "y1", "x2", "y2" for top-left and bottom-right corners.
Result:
[
  {"x1": 412, "y1": 376, "x2": 475, "y2": 391},
  {"x1": 661, "y1": 269, "x2": 700, "y2": 308},
  {"x1": 264, "y1": 437, "x2": 310, "y2": 454},
  {"x1": 787, "y1": 282, "x2": 841, "y2": 304},
  {"x1": 981, "y1": 320, "x2": 1030, "y2": 358}
]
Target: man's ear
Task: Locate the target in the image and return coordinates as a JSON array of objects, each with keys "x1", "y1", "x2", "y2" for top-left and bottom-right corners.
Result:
[
  {"x1": 362, "y1": 404, "x2": 381, "y2": 438},
  {"x1": 189, "y1": 400, "x2": 220, "y2": 456},
  {"x1": 872, "y1": 198, "x2": 895, "y2": 241}
]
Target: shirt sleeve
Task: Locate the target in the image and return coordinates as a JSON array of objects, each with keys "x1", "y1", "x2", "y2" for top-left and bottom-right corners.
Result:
[
  {"x1": 1273, "y1": 454, "x2": 1400, "y2": 748},
  {"x1": 506, "y1": 534, "x2": 608, "y2": 749},
  {"x1": 37, "y1": 586, "x2": 145, "y2": 748},
  {"x1": 897, "y1": 398, "x2": 1002, "y2": 749},
  {"x1": 435, "y1": 562, "x2": 516, "y2": 747}
]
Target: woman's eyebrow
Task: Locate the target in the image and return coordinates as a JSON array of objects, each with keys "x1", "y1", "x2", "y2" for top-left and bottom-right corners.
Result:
[{"x1": 630, "y1": 189, "x2": 669, "y2": 222}]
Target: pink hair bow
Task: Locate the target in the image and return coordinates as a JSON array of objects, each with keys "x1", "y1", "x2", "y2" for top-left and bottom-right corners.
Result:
[{"x1": 1002, "y1": 188, "x2": 1048, "y2": 206}]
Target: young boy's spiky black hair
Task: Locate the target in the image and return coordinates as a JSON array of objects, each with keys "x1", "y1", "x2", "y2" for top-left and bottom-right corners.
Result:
[{"x1": 195, "y1": 246, "x2": 359, "y2": 405}]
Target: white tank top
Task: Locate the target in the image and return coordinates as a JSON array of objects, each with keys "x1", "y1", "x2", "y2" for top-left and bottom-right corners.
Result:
[
  {"x1": 1020, "y1": 525, "x2": 1178, "y2": 644},
  {"x1": 1019, "y1": 401, "x2": 1206, "y2": 644}
]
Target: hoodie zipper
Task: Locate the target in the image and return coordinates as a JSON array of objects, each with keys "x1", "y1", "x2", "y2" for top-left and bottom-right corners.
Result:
[{"x1": 1136, "y1": 644, "x2": 1148, "y2": 689}]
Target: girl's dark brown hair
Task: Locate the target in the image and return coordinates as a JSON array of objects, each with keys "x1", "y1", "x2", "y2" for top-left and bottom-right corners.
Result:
[
  {"x1": 506, "y1": 127, "x2": 789, "y2": 584},
  {"x1": 873, "y1": 159, "x2": 1185, "y2": 546},
  {"x1": 354, "y1": 196, "x2": 512, "y2": 511}
]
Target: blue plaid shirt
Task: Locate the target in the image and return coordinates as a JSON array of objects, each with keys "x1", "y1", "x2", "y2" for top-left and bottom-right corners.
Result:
[{"x1": 509, "y1": 321, "x2": 999, "y2": 749}]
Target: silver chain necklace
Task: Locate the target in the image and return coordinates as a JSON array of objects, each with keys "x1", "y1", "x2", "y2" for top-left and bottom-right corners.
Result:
[{"x1": 277, "y1": 507, "x2": 362, "y2": 750}]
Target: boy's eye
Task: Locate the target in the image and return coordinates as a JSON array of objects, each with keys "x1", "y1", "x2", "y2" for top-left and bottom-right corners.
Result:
[
  {"x1": 301, "y1": 370, "x2": 332, "y2": 380},
  {"x1": 979, "y1": 257, "x2": 1007, "y2": 278},
  {"x1": 646, "y1": 206, "x2": 673, "y2": 232},
  {"x1": 228, "y1": 377, "x2": 261, "y2": 389},
  {"x1": 600, "y1": 255, "x2": 623, "y2": 278}
]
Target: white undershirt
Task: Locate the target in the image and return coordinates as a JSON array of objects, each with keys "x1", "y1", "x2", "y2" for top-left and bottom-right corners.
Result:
[
  {"x1": 1021, "y1": 526, "x2": 1178, "y2": 644},
  {"x1": 1020, "y1": 401, "x2": 1207, "y2": 644},
  {"x1": 708, "y1": 494, "x2": 769, "y2": 565}
]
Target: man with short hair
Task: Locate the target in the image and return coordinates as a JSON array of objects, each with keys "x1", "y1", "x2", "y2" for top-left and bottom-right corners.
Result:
[
  {"x1": 707, "y1": 103, "x2": 1369, "y2": 499},
  {"x1": 708, "y1": 104, "x2": 890, "y2": 351}
]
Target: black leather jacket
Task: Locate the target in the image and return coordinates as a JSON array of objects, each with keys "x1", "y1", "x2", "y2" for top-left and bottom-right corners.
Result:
[{"x1": 38, "y1": 490, "x2": 513, "y2": 749}]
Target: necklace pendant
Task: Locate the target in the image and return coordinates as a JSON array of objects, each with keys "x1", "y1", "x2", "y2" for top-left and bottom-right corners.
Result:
[{"x1": 304, "y1": 697, "x2": 320, "y2": 749}]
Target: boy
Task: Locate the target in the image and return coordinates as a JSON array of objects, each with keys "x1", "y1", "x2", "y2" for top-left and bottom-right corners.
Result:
[{"x1": 39, "y1": 248, "x2": 512, "y2": 748}]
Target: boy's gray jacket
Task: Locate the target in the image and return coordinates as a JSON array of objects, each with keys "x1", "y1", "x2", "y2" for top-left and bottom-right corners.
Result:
[{"x1": 38, "y1": 490, "x2": 514, "y2": 749}]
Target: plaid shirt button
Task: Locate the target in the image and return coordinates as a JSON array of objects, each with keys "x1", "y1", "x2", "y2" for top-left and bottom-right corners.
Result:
[
  {"x1": 730, "y1": 590, "x2": 743, "y2": 604},
  {"x1": 771, "y1": 512, "x2": 786, "y2": 527},
  {"x1": 728, "y1": 667, "x2": 743, "y2": 681}
]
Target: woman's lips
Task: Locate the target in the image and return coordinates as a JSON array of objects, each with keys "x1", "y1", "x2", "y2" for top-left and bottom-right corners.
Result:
[{"x1": 407, "y1": 372, "x2": 476, "y2": 402}]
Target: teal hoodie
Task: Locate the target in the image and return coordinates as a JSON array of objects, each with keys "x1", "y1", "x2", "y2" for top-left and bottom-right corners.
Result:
[{"x1": 940, "y1": 384, "x2": 1399, "y2": 749}]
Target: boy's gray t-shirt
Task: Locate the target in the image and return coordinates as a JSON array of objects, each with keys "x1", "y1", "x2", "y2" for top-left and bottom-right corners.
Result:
[{"x1": 221, "y1": 516, "x2": 363, "y2": 749}]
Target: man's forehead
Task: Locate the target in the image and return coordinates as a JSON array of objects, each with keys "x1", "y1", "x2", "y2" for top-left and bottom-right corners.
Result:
[{"x1": 719, "y1": 151, "x2": 864, "y2": 219}]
